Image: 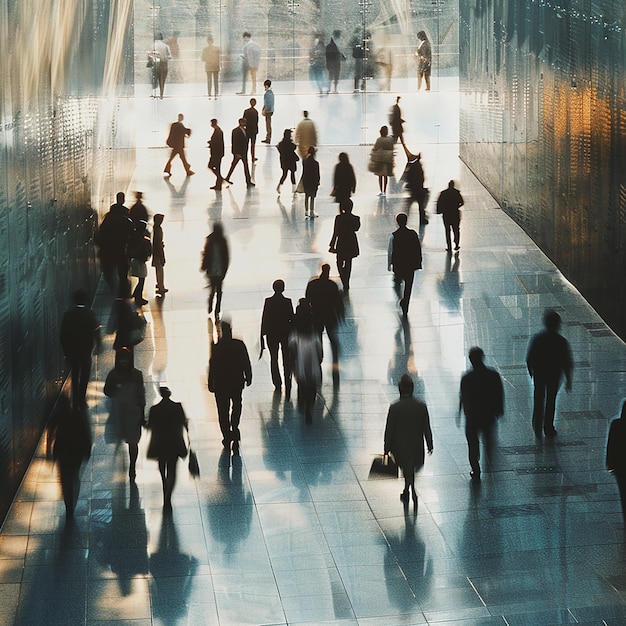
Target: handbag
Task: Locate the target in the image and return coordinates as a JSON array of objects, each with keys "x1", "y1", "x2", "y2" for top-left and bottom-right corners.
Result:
[
  {"x1": 188, "y1": 448, "x2": 200, "y2": 478},
  {"x1": 369, "y1": 453, "x2": 398, "y2": 478},
  {"x1": 128, "y1": 312, "x2": 147, "y2": 346}
]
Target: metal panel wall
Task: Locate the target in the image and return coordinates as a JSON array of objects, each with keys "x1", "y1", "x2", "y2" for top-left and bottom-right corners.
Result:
[
  {"x1": 0, "y1": 0, "x2": 136, "y2": 524},
  {"x1": 460, "y1": 1, "x2": 626, "y2": 339}
]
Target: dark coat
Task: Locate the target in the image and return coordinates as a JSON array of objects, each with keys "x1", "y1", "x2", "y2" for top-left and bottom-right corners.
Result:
[
  {"x1": 384, "y1": 396, "x2": 433, "y2": 471},
  {"x1": 146, "y1": 398, "x2": 188, "y2": 460},
  {"x1": 60, "y1": 306, "x2": 100, "y2": 358},
  {"x1": 208, "y1": 337, "x2": 252, "y2": 393},
  {"x1": 166, "y1": 121, "x2": 191, "y2": 150},
  {"x1": 277, "y1": 139, "x2": 298, "y2": 172},
  {"x1": 390, "y1": 226, "x2": 422, "y2": 272},
  {"x1": 151, "y1": 225, "x2": 165, "y2": 267},
  {"x1": 209, "y1": 126, "x2": 225, "y2": 164},
  {"x1": 96, "y1": 205, "x2": 133, "y2": 261},
  {"x1": 261, "y1": 294, "x2": 294, "y2": 339},
  {"x1": 305, "y1": 276, "x2": 344, "y2": 329},
  {"x1": 460, "y1": 365, "x2": 505, "y2": 424},
  {"x1": 201, "y1": 233, "x2": 229, "y2": 278},
  {"x1": 526, "y1": 330, "x2": 573, "y2": 383},
  {"x1": 231, "y1": 126, "x2": 248, "y2": 156},
  {"x1": 243, "y1": 107, "x2": 259, "y2": 138},
  {"x1": 333, "y1": 161, "x2": 356, "y2": 203},
  {"x1": 329, "y1": 212, "x2": 361, "y2": 259},
  {"x1": 302, "y1": 155, "x2": 320, "y2": 197},
  {"x1": 53, "y1": 407, "x2": 92, "y2": 464},
  {"x1": 436, "y1": 187, "x2": 464, "y2": 222},
  {"x1": 607, "y1": 415, "x2": 626, "y2": 473}
]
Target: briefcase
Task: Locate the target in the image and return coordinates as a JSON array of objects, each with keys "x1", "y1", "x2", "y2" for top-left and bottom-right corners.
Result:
[{"x1": 369, "y1": 453, "x2": 398, "y2": 478}]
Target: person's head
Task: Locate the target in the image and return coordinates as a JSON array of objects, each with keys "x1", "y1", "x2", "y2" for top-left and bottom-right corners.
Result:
[
  {"x1": 134, "y1": 191, "x2": 143, "y2": 201},
  {"x1": 303, "y1": 110, "x2": 309, "y2": 118},
  {"x1": 238, "y1": 117, "x2": 246, "y2": 128},
  {"x1": 398, "y1": 374, "x2": 414, "y2": 397},
  {"x1": 282, "y1": 128, "x2": 292, "y2": 140},
  {"x1": 206, "y1": 35, "x2": 213, "y2": 44},
  {"x1": 272, "y1": 279, "x2": 285, "y2": 294},
  {"x1": 177, "y1": 113, "x2": 184, "y2": 122},
  {"x1": 243, "y1": 32, "x2": 251, "y2": 41},
  {"x1": 340, "y1": 198, "x2": 353, "y2": 214},
  {"x1": 153, "y1": 213, "x2": 164, "y2": 226},
  {"x1": 116, "y1": 191, "x2": 125, "y2": 204},
  {"x1": 333, "y1": 29, "x2": 341, "y2": 40},
  {"x1": 264, "y1": 79, "x2": 271, "y2": 89},
  {"x1": 417, "y1": 30, "x2": 427, "y2": 41},
  {"x1": 543, "y1": 309, "x2": 562, "y2": 332},
  {"x1": 338, "y1": 152, "x2": 350, "y2": 164},
  {"x1": 159, "y1": 386, "x2": 172, "y2": 399},
  {"x1": 156, "y1": 32, "x2": 164, "y2": 41},
  {"x1": 396, "y1": 96, "x2": 401, "y2": 104},
  {"x1": 448, "y1": 179, "x2": 455, "y2": 189},
  {"x1": 396, "y1": 212, "x2": 408, "y2": 227},
  {"x1": 468, "y1": 347, "x2": 485, "y2": 368},
  {"x1": 380, "y1": 125, "x2": 388, "y2": 137},
  {"x1": 249, "y1": 98, "x2": 257, "y2": 107},
  {"x1": 73, "y1": 288, "x2": 88, "y2": 306},
  {"x1": 307, "y1": 145, "x2": 316, "y2": 157},
  {"x1": 210, "y1": 117, "x2": 218, "y2": 128},
  {"x1": 220, "y1": 320, "x2": 232, "y2": 339},
  {"x1": 115, "y1": 346, "x2": 132, "y2": 370},
  {"x1": 212, "y1": 221, "x2": 224, "y2": 237},
  {"x1": 320, "y1": 263, "x2": 331, "y2": 278}
]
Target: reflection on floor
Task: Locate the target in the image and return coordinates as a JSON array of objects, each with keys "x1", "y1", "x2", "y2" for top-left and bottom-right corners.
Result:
[{"x1": 1, "y1": 87, "x2": 626, "y2": 625}]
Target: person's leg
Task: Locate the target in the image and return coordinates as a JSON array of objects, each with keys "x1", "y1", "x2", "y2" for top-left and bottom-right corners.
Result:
[
  {"x1": 279, "y1": 169, "x2": 288, "y2": 186},
  {"x1": 280, "y1": 336, "x2": 292, "y2": 399},
  {"x1": 241, "y1": 62, "x2": 248, "y2": 93},
  {"x1": 290, "y1": 170, "x2": 296, "y2": 186},
  {"x1": 400, "y1": 464, "x2": 413, "y2": 501},
  {"x1": 382, "y1": 175, "x2": 388, "y2": 193},
  {"x1": 265, "y1": 113, "x2": 272, "y2": 142},
  {"x1": 615, "y1": 471, "x2": 626, "y2": 526},
  {"x1": 206, "y1": 72, "x2": 211, "y2": 96},
  {"x1": 418, "y1": 69, "x2": 423, "y2": 90},
  {"x1": 393, "y1": 271, "x2": 403, "y2": 300},
  {"x1": 208, "y1": 277, "x2": 216, "y2": 313},
  {"x1": 250, "y1": 137, "x2": 257, "y2": 161},
  {"x1": 116, "y1": 257, "x2": 130, "y2": 298},
  {"x1": 155, "y1": 265, "x2": 165, "y2": 292},
  {"x1": 343, "y1": 258, "x2": 353, "y2": 290},
  {"x1": 224, "y1": 156, "x2": 238, "y2": 182},
  {"x1": 214, "y1": 276, "x2": 224, "y2": 314},
  {"x1": 164, "y1": 148, "x2": 176, "y2": 174},
  {"x1": 179, "y1": 148, "x2": 192, "y2": 175},
  {"x1": 250, "y1": 68, "x2": 257, "y2": 94},
  {"x1": 59, "y1": 460, "x2": 75, "y2": 515},
  {"x1": 482, "y1": 420, "x2": 496, "y2": 471},
  {"x1": 453, "y1": 219, "x2": 460, "y2": 249},
  {"x1": 378, "y1": 176, "x2": 383, "y2": 193},
  {"x1": 230, "y1": 390, "x2": 243, "y2": 448},
  {"x1": 158, "y1": 458, "x2": 167, "y2": 496},
  {"x1": 77, "y1": 355, "x2": 92, "y2": 407},
  {"x1": 465, "y1": 421, "x2": 481, "y2": 476},
  {"x1": 267, "y1": 335, "x2": 282, "y2": 390},
  {"x1": 444, "y1": 220, "x2": 452, "y2": 252},
  {"x1": 215, "y1": 392, "x2": 232, "y2": 446},
  {"x1": 532, "y1": 379, "x2": 546, "y2": 436},
  {"x1": 243, "y1": 158, "x2": 252, "y2": 185},
  {"x1": 326, "y1": 323, "x2": 339, "y2": 370},
  {"x1": 165, "y1": 458, "x2": 177, "y2": 505},
  {"x1": 304, "y1": 194, "x2": 310, "y2": 214},
  {"x1": 402, "y1": 271, "x2": 414, "y2": 315},
  {"x1": 425, "y1": 68, "x2": 431, "y2": 91},
  {"x1": 134, "y1": 276, "x2": 146, "y2": 303},
  {"x1": 128, "y1": 442, "x2": 138, "y2": 480},
  {"x1": 544, "y1": 380, "x2": 559, "y2": 435},
  {"x1": 214, "y1": 72, "x2": 219, "y2": 96}
]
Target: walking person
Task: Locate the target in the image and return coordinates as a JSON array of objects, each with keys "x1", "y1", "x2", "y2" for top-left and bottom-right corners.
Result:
[
  {"x1": 128, "y1": 221, "x2": 152, "y2": 306},
  {"x1": 403, "y1": 148, "x2": 429, "y2": 224},
  {"x1": 208, "y1": 321, "x2": 252, "y2": 454},
  {"x1": 459, "y1": 347, "x2": 505, "y2": 480},
  {"x1": 237, "y1": 32, "x2": 261, "y2": 95},
  {"x1": 309, "y1": 34, "x2": 327, "y2": 93},
  {"x1": 104, "y1": 347, "x2": 146, "y2": 481},
  {"x1": 261, "y1": 79, "x2": 274, "y2": 143},
  {"x1": 60, "y1": 288, "x2": 101, "y2": 409},
  {"x1": 164, "y1": 113, "x2": 194, "y2": 177},
  {"x1": 260, "y1": 279, "x2": 294, "y2": 397},
  {"x1": 329, "y1": 199, "x2": 360, "y2": 292},
  {"x1": 243, "y1": 98, "x2": 259, "y2": 162},
  {"x1": 388, "y1": 213, "x2": 423, "y2": 317},
  {"x1": 146, "y1": 387, "x2": 188, "y2": 510},
  {"x1": 301, "y1": 146, "x2": 320, "y2": 218},
  {"x1": 368, "y1": 125, "x2": 395, "y2": 197},
  {"x1": 276, "y1": 129, "x2": 299, "y2": 194},
  {"x1": 224, "y1": 118, "x2": 254, "y2": 188},
  {"x1": 326, "y1": 31, "x2": 345, "y2": 93},
  {"x1": 526, "y1": 310, "x2": 573, "y2": 438},
  {"x1": 607, "y1": 400, "x2": 626, "y2": 526},
  {"x1": 415, "y1": 30, "x2": 432, "y2": 91},
  {"x1": 201, "y1": 222, "x2": 229, "y2": 315},
  {"x1": 201, "y1": 35, "x2": 220, "y2": 98},
  {"x1": 332, "y1": 152, "x2": 356, "y2": 207},
  {"x1": 295, "y1": 111, "x2": 318, "y2": 159},
  {"x1": 208, "y1": 118, "x2": 225, "y2": 190},
  {"x1": 153, "y1": 33, "x2": 172, "y2": 98},
  {"x1": 152, "y1": 214, "x2": 168, "y2": 296},
  {"x1": 129, "y1": 191, "x2": 149, "y2": 228},
  {"x1": 384, "y1": 374, "x2": 433, "y2": 507},
  {"x1": 436, "y1": 180, "x2": 464, "y2": 252},
  {"x1": 51, "y1": 395, "x2": 92, "y2": 518},
  {"x1": 389, "y1": 96, "x2": 404, "y2": 143}
]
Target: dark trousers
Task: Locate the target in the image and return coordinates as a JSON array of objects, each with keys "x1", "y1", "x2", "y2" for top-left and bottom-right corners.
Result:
[
  {"x1": 67, "y1": 354, "x2": 92, "y2": 408},
  {"x1": 164, "y1": 147, "x2": 191, "y2": 175},
  {"x1": 465, "y1": 417, "x2": 496, "y2": 473},
  {"x1": 614, "y1": 470, "x2": 626, "y2": 525},
  {"x1": 215, "y1": 388, "x2": 243, "y2": 445},
  {"x1": 59, "y1": 457, "x2": 81, "y2": 515},
  {"x1": 314, "y1": 321, "x2": 339, "y2": 369},
  {"x1": 156, "y1": 64, "x2": 168, "y2": 97},
  {"x1": 101, "y1": 256, "x2": 130, "y2": 298},
  {"x1": 532, "y1": 377, "x2": 560, "y2": 435},
  {"x1": 225, "y1": 154, "x2": 251, "y2": 184},
  {"x1": 393, "y1": 269, "x2": 415, "y2": 315},
  {"x1": 327, "y1": 63, "x2": 340, "y2": 92},
  {"x1": 206, "y1": 71, "x2": 219, "y2": 96},
  {"x1": 267, "y1": 334, "x2": 291, "y2": 392},
  {"x1": 210, "y1": 158, "x2": 223, "y2": 189},
  {"x1": 444, "y1": 218, "x2": 460, "y2": 251},
  {"x1": 264, "y1": 113, "x2": 273, "y2": 142},
  {"x1": 337, "y1": 255, "x2": 353, "y2": 291}
]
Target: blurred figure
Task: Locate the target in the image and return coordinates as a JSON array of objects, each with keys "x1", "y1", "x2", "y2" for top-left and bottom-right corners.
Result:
[
  {"x1": 208, "y1": 118, "x2": 225, "y2": 190},
  {"x1": 260, "y1": 280, "x2": 294, "y2": 397},
  {"x1": 301, "y1": 146, "x2": 320, "y2": 219},
  {"x1": 164, "y1": 113, "x2": 194, "y2": 177},
  {"x1": 368, "y1": 125, "x2": 395, "y2": 196},
  {"x1": 152, "y1": 214, "x2": 168, "y2": 296},
  {"x1": 459, "y1": 347, "x2": 505, "y2": 480},
  {"x1": 403, "y1": 148, "x2": 429, "y2": 225},
  {"x1": 388, "y1": 213, "x2": 423, "y2": 317},
  {"x1": 309, "y1": 34, "x2": 326, "y2": 93},
  {"x1": 104, "y1": 347, "x2": 146, "y2": 481},
  {"x1": 384, "y1": 374, "x2": 433, "y2": 506},
  {"x1": 295, "y1": 111, "x2": 318, "y2": 159},
  {"x1": 112, "y1": 297, "x2": 145, "y2": 353},
  {"x1": 607, "y1": 400, "x2": 626, "y2": 525},
  {"x1": 60, "y1": 288, "x2": 101, "y2": 409},
  {"x1": 376, "y1": 42, "x2": 393, "y2": 91},
  {"x1": 224, "y1": 118, "x2": 253, "y2": 188},
  {"x1": 128, "y1": 221, "x2": 152, "y2": 306},
  {"x1": 526, "y1": 310, "x2": 573, "y2": 437},
  {"x1": 290, "y1": 300, "x2": 323, "y2": 424},
  {"x1": 208, "y1": 321, "x2": 252, "y2": 454},
  {"x1": 436, "y1": 180, "x2": 464, "y2": 252},
  {"x1": 146, "y1": 387, "x2": 188, "y2": 510},
  {"x1": 350, "y1": 28, "x2": 366, "y2": 92},
  {"x1": 261, "y1": 79, "x2": 275, "y2": 143},
  {"x1": 276, "y1": 129, "x2": 298, "y2": 194},
  {"x1": 129, "y1": 191, "x2": 149, "y2": 227},
  {"x1": 153, "y1": 33, "x2": 172, "y2": 98},
  {"x1": 51, "y1": 395, "x2": 92, "y2": 517},
  {"x1": 325, "y1": 30, "x2": 345, "y2": 93},
  {"x1": 237, "y1": 32, "x2": 261, "y2": 95},
  {"x1": 389, "y1": 96, "x2": 404, "y2": 143},
  {"x1": 415, "y1": 30, "x2": 431, "y2": 91},
  {"x1": 332, "y1": 152, "x2": 356, "y2": 206},
  {"x1": 329, "y1": 198, "x2": 361, "y2": 292},
  {"x1": 201, "y1": 35, "x2": 220, "y2": 98},
  {"x1": 201, "y1": 222, "x2": 229, "y2": 315},
  {"x1": 243, "y1": 98, "x2": 259, "y2": 162}
]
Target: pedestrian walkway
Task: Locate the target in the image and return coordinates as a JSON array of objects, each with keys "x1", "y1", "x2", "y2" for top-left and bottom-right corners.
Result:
[{"x1": 1, "y1": 89, "x2": 625, "y2": 625}]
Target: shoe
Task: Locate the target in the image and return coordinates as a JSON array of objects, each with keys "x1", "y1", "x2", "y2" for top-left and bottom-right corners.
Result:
[
  {"x1": 247, "y1": 182, "x2": 255, "y2": 188},
  {"x1": 445, "y1": 248, "x2": 452, "y2": 253},
  {"x1": 400, "y1": 490, "x2": 409, "y2": 503},
  {"x1": 412, "y1": 489, "x2": 418, "y2": 507},
  {"x1": 136, "y1": 298, "x2": 148, "y2": 306},
  {"x1": 129, "y1": 468, "x2": 136, "y2": 481},
  {"x1": 421, "y1": 217, "x2": 429, "y2": 224},
  {"x1": 235, "y1": 91, "x2": 245, "y2": 95},
  {"x1": 261, "y1": 139, "x2": 270, "y2": 144},
  {"x1": 276, "y1": 185, "x2": 281, "y2": 193},
  {"x1": 232, "y1": 441, "x2": 240, "y2": 455},
  {"x1": 545, "y1": 429, "x2": 557, "y2": 438},
  {"x1": 470, "y1": 470, "x2": 481, "y2": 480},
  {"x1": 454, "y1": 245, "x2": 460, "y2": 251},
  {"x1": 252, "y1": 158, "x2": 258, "y2": 162},
  {"x1": 210, "y1": 185, "x2": 220, "y2": 190},
  {"x1": 309, "y1": 211, "x2": 318, "y2": 218},
  {"x1": 163, "y1": 171, "x2": 171, "y2": 177},
  {"x1": 157, "y1": 288, "x2": 168, "y2": 294},
  {"x1": 187, "y1": 170, "x2": 195, "y2": 177},
  {"x1": 224, "y1": 179, "x2": 233, "y2": 185}
]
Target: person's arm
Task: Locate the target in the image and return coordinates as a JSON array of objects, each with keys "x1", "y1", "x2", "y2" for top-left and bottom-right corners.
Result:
[
  {"x1": 424, "y1": 406, "x2": 434, "y2": 453},
  {"x1": 329, "y1": 217, "x2": 338, "y2": 251},
  {"x1": 383, "y1": 408, "x2": 393, "y2": 454},
  {"x1": 387, "y1": 234, "x2": 393, "y2": 271},
  {"x1": 243, "y1": 343, "x2": 252, "y2": 386},
  {"x1": 564, "y1": 339, "x2": 573, "y2": 392}
]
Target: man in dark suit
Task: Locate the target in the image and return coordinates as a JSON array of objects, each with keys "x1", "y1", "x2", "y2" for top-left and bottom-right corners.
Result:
[
  {"x1": 260, "y1": 280, "x2": 294, "y2": 397},
  {"x1": 436, "y1": 180, "x2": 464, "y2": 252},
  {"x1": 459, "y1": 347, "x2": 504, "y2": 480},
  {"x1": 224, "y1": 118, "x2": 254, "y2": 188},
  {"x1": 389, "y1": 96, "x2": 404, "y2": 143},
  {"x1": 243, "y1": 98, "x2": 259, "y2": 162},
  {"x1": 164, "y1": 113, "x2": 194, "y2": 177},
  {"x1": 208, "y1": 118, "x2": 224, "y2": 190},
  {"x1": 208, "y1": 321, "x2": 252, "y2": 454},
  {"x1": 60, "y1": 288, "x2": 101, "y2": 408},
  {"x1": 526, "y1": 310, "x2": 573, "y2": 437},
  {"x1": 387, "y1": 213, "x2": 422, "y2": 316}
]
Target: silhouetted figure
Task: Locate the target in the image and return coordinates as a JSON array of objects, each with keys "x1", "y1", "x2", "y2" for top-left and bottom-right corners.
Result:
[
  {"x1": 459, "y1": 347, "x2": 504, "y2": 480},
  {"x1": 153, "y1": 33, "x2": 172, "y2": 98},
  {"x1": 276, "y1": 128, "x2": 298, "y2": 194},
  {"x1": 326, "y1": 31, "x2": 345, "y2": 93},
  {"x1": 164, "y1": 113, "x2": 194, "y2": 177},
  {"x1": 129, "y1": 191, "x2": 149, "y2": 228},
  {"x1": 104, "y1": 347, "x2": 145, "y2": 480},
  {"x1": 243, "y1": 98, "x2": 259, "y2": 162},
  {"x1": 332, "y1": 152, "x2": 356, "y2": 206},
  {"x1": 388, "y1": 213, "x2": 423, "y2": 317},
  {"x1": 607, "y1": 400, "x2": 626, "y2": 525},
  {"x1": 384, "y1": 374, "x2": 433, "y2": 507},
  {"x1": 369, "y1": 125, "x2": 395, "y2": 196},
  {"x1": 350, "y1": 28, "x2": 366, "y2": 92},
  {"x1": 146, "y1": 386, "x2": 188, "y2": 510},
  {"x1": 309, "y1": 34, "x2": 326, "y2": 93},
  {"x1": 305, "y1": 263, "x2": 344, "y2": 377},
  {"x1": 237, "y1": 32, "x2": 261, "y2": 95},
  {"x1": 436, "y1": 180, "x2": 464, "y2": 252},
  {"x1": 208, "y1": 118, "x2": 225, "y2": 190},
  {"x1": 329, "y1": 198, "x2": 360, "y2": 292},
  {"x1": 403, "y1": 148, "x2": 429, "y2": 225},
  {"x1": 260, "y1": 279, "x2": 294, "y2": 397},
  {"x1": 290, "y1": 299, "x2": 323, "y2": 424},
  {"x1": 261, "y1": 79, "x2": 274, "y2": 143},
  {"x1": 112, "y1": 297, "x2": 145, "y2": 353},
  {"x1": 526, "y1": 310, "x2": 573, "y2": 437},
  {"x1": 128, "y1": 220, "x2": 152, "y2": 306},
  {"x1": 295, "y1": 110, "x2": 318, "y2": 159},
  {"x1": 60, "y1": 288, "x2": 101, "y2": 409},
  {"x1": 415, "y1": 30, "x2": 431, "y2": 91},
  {"x1": 201, "y1": 35, "x2": 220, "y2": 98},
  {"x1": 208, "y1": 321, "x2": 252, "y2": 454},
  {"x1": 389, "y1": 96, "x2": 404, "y2": 143},
  {"x1": 51, "y1": 395, "x2": 92, "y2": 517},
  {"x1": 201, "y1": 222, "x2": 229, "y2": 315},
  {"x1": 152, "y1": 213, "x2": 167, "y2": 296},
  {"x1": 301, "y1": 146, "x2": 320, "y2": 218},
  {"x1": 224, "y1": 118, "x2": 253, "y2": 188},
  {"x1": 95, "y1": 192, "x2": 133, "y2": 297}
]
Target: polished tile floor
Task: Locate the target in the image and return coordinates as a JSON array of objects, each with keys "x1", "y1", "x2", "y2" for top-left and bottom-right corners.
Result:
[{"x1": 2, "y1": 81, "x2": 626, "y2": 625}]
